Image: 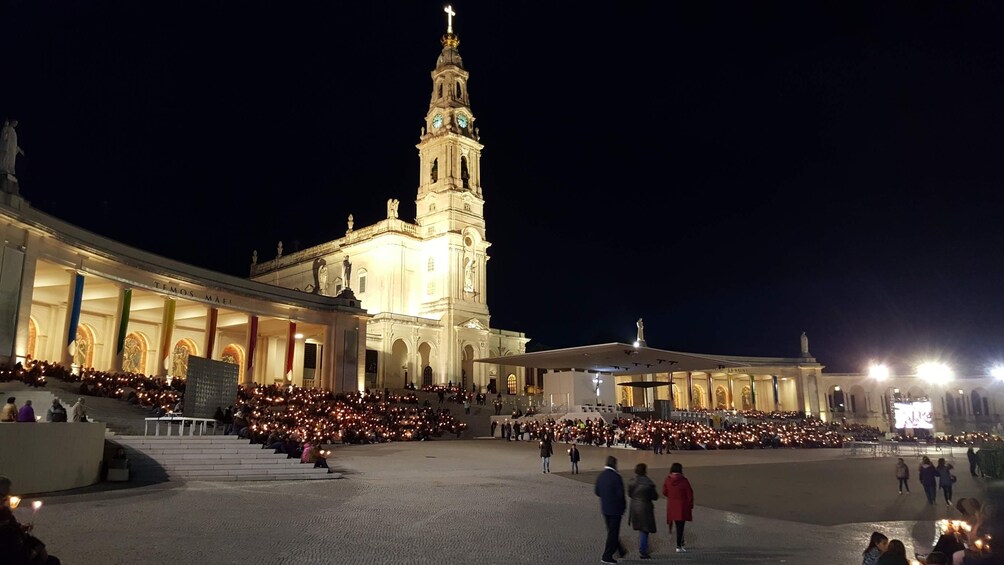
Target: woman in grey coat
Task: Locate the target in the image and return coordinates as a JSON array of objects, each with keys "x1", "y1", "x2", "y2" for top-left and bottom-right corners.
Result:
[{"x1": 628, "y1": 462, "x2": 658, "y2": 559}]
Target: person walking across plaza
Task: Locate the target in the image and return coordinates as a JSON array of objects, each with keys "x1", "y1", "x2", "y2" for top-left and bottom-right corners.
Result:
[
  {"x1": 539, "y1": 435, "x2": 553, "y2": 473},
  {"x1": 569, "y1": 444, "x2": 581, "y2": 474},
  {"x1": 628, "y1": 463, "x2": 657, "y2": 559},
  {"x1": 662, "y1": 462, "x2": 694, "y2": 553},
  {"x1": 967, "y1": 447, "x2": 979, "y2": 478},
  {"x1": 595, "y1": 455, "x2": 628, "y2": 564},
  {"x1": 919, "y1": 456, "x2": 938, "y2": 506},
  {"x1": 895, "y1": 458, "x2": 910, "y2": 494},
  {"x1": 936, "y1": 458, "x2": 955, "y2": 507}
]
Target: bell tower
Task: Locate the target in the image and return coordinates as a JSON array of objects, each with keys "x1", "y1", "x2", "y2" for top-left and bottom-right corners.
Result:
[{"x1": 415, "y1": 5, "x2": 485, "y2": 237}]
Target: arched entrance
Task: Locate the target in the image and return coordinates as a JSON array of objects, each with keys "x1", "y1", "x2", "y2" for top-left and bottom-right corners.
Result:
[
  {"x1": 123, "y1": 332, "x2": 149, "y2": 374},
  {"x1": 390, "y1": 339, "x2": 409, "y2": 389},
  {"x1": 715, "y1": 386, "x2": 728, "y2": 409},
  {"x1": 221, "y1": 344, "x2": 245, "y2": 382},
  {"x1": 507, "y1": 373, "x2": 517, "y2": 395},
  {"x1": 418, "y1": 342, "x2": 433, "y2": 386},
  {"x1": 73, "y1": 324, "x2": 96, "y2": 369},
  {"x1": 691, "y1": 385, "x2": 705, "y2": 410},
  {"x1": 462, "y1": 344, "x2": 475, "y2": 392},
  {"x1": 171, "y1": 338, "x2": 198, "y2": 378}
]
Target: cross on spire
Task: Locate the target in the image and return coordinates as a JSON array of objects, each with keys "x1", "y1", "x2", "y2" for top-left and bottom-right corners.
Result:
[{"x1": 444, "y1": 5, "x2": 456, "y2": 34}]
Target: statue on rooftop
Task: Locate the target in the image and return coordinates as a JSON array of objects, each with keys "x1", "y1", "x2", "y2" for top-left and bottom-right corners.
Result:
[{"x1": 0, "y1": 119, "x2": 25, "y2": 176}]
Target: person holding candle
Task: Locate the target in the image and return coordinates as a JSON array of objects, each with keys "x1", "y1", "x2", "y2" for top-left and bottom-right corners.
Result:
[
  {"x1": 0, "y1": 476, "x2": 61, "y2": 564},
  {"x1": 539, "y1": 435, "x2": 553, "y2": 473}
]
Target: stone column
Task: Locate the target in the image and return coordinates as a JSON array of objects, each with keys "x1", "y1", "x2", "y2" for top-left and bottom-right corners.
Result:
[
  {"x1": 204, "y1": 307, "x2": 218, "y2": 361},
  {"x1": 244, "y1": 314, "x2": 258, "y2": 385},
  {"x1": 284, "y1": 321, "x2": 296, "y2": 383},
  {"x1": 727, "y1": 373, "x2": 735, "y2": 409},
  {"x1": 686, "y1": 371, "x2": 694, "y2": 410},
  {"x1": 707, "y1": 372, "x2": 714, "y2": 409},
  {"x1": 12, "y1": 234, "x2": 37, "y2": 365}
]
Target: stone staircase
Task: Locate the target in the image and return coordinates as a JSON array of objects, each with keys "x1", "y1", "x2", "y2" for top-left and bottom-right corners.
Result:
[{"x1": 109, "y1": 435, "x2": 338, "y2": 481}]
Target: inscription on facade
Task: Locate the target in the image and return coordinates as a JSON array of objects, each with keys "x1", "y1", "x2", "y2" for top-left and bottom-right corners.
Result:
[{"x1": 153, "y1": 280, "x2": 234, "y2": 306}]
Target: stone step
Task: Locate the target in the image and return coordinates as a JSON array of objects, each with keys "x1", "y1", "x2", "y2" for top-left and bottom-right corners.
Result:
[
  {"x1": 128, "y1": 453, "x2": 289, "y2": 462},
  {"x1": 162, "y1": 462, "x2": 302, "y2": 471},
  {"x1": 179, "y1": 472, "x2": 337, "y2": 481},
  {"x1": 113, "y1": 436, "x2": 243, "y2": 443},
  {"x1": 120, "y1": 447, "x2": 285, "y2": 455},
  {"x1": 165, "y1": 466, "x2": 328, "y2": 477}
]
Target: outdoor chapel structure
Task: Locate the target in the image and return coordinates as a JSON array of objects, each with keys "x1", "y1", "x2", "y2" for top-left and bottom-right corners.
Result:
[{"x1": 0, "y1": 6, "x2": 1001, "y2": 437}]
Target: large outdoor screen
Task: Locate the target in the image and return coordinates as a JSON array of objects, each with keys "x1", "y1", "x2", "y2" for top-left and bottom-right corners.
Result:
[{"x1": 894, "y1": 401, "x2": 934, "y2": 429}]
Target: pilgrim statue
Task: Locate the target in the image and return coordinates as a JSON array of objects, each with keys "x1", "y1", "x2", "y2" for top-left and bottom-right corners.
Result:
[
  {"x1": 387, "y1": 198, "x2": 400, "y2": 219},
  {"x1": 343, "y1": 256, "x2": 352, "y2": 289},
  {"x1": 636, "y1": 318, "x2": 646, "y2": 344},
  {"x1": 0, "y1": 120, "x2": 25, "y2": 176},
  {"x1": 311, "y1": 257, "x2": 327, "y2": 295}
]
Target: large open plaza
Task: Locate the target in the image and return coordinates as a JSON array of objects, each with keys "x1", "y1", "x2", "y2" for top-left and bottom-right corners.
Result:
[{"x1": 19, "y1": 429, "x2": 986, "y2": 564}]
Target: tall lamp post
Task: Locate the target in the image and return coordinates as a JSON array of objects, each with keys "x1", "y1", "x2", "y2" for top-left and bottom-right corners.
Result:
[{"x1": 869, "y1": 363, "x2": 893, "y2": 433}]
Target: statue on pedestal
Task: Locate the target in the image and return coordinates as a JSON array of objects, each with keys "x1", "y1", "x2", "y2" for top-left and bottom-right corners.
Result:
[
  {"x1": 343, "y1": 256, "x2": 352, "y2": 289},
  {"x1": 347, "y1": 214, "x2": 354, "y2": 234},
  {"x1": 0, "y1": 120, "x2": 25, "y2": 176},
  {"x1": 800, "y1": 332, "x2": 811, "y2": 357},
  {"x1": 276, "y1": 241, "x2": 283, "y2": 259},
  {"x1": 636, "y1": 318, "x2": 646, "y2": 346},
  {"x1": 387, "y1": 198, "x2": 400, "y2": 219}
]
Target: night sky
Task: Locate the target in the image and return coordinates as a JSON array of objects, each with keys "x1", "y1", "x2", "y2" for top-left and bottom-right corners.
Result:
[{"x1": 2, "y1": 1, "x2": 1003, "y2": 375}]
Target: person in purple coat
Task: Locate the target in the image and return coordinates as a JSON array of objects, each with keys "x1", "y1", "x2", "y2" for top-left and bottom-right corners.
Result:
[{"x1": 15, "y1": 400, "x2": 35, "y2": 422}]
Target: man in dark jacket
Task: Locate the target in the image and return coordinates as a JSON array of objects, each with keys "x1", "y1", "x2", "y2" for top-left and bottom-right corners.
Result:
[
  {"x1": 595, "y1": 455, "x2": 627, "y2": 564},
  {"x1": 539, "y1": 436, "x2": 553, "y2": 473}
]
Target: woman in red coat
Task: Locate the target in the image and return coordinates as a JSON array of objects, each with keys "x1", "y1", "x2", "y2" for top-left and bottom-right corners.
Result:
[{"x1": 661, "y1": 462, "x2": 694, "y2": 553}]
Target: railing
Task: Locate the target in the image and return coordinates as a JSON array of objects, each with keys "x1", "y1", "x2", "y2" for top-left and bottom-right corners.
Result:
[
  {"x1": 144, "y1": 416, "x2": 219, "y2": 436},
  {"x1": 843, "y1": 441, "x2": 959, "y2": 460}
]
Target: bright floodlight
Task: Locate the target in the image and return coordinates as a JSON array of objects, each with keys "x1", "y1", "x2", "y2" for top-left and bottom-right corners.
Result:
[
  {"x1": 869, "y1": 363, "x2": 890, "y2": 381},
  {"x1": 992, "y1": 364, "x2": 1004, "y2": 380},
  {"x1": 917, "y1": 362, "x2": 953, "y2": 385}
]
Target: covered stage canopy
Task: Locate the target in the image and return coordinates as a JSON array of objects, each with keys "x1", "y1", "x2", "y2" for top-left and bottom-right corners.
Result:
[{"x1": 476, "y1": 343, "x2": 747, "y2": 375}]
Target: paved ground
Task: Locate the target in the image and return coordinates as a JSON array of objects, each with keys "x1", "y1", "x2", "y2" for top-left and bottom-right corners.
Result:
[{"x1": 14, "y1": 436, "x2": 989, "y2": 565}]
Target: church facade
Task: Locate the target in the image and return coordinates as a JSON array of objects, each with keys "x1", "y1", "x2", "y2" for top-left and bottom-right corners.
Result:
[{"x1": 249, "y1": 18, "x2": 529, "y2": 394}]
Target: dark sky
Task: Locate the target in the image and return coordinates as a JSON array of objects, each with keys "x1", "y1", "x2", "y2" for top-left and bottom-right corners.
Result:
[{"x1": 2, "y1": 1, "x2": 1004, "y2": 374}]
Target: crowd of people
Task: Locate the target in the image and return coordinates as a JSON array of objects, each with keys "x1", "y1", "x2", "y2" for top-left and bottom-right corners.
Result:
[
  {"x1": 494, "y1": 414, "x2": 882, "y2": 450},
  {"x1": 860, "y1": 496, "x2": 999, "y2": 565}
]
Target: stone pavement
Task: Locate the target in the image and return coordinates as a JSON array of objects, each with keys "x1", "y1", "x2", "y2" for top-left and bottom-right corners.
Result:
[{"x1": 16, "y1": 438, "x2": 988, "y2": 565}]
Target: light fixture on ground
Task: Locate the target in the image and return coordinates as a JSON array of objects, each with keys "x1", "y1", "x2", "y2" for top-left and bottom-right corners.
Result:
[{"x1": 917, "y1": 362, "x2": 953, "y2": 385}]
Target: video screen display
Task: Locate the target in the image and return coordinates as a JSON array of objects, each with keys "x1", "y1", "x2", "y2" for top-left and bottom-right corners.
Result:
[{"x1": 894, "y1": 401, "x2": 934, "y2": 429}]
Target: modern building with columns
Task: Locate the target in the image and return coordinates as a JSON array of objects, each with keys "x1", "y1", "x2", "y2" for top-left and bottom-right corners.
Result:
[
  {"x1": 248, "y1": 13, "x2": 529, "y2": 393},
  {"x1": 0, "y1": 191, "x2": 368, "y2": 392}
]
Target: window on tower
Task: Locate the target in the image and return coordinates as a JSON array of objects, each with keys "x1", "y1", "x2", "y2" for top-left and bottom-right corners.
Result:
[
  {"x1": 427, "y1": 257, "x2": 435, "y2": 272},
  {"x1": 456, "y1": 82, "x2": 462, "y2": 99},
  {"x1": 438, "y1": 82, "x2": 443, "y2": 98},
  {"x1": 431, "y1": 158, "x2": 438, "y2": 183},
  {"x1": 460, "y1": 156, "x2": 470, "y2": 188},
  {"x1": 358, "y1": 269, "x2": 367, "y2": 294}
]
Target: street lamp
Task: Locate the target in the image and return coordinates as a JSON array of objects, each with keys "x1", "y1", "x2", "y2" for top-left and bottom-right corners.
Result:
[
  {"x1": 869, "y1": 363, "x2": 890, "y2": 381},
  {"x1": 869, "y1": 363, "x2": 893, "y2": 432},
  {"x1": 917, "y1": 362, "x2": 953, "y2": 385},
  {"x1": 991, "y1": 364, "x2": 1004, "y2": 381}
]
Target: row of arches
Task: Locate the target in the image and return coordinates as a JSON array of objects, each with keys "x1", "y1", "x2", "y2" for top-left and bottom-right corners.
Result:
[
  {"x1": 26, "y1": 317, "x2": 246, "y2": 379},
  {"x1": 828, "y1": 385, "x2": 994, "y2": 417}
]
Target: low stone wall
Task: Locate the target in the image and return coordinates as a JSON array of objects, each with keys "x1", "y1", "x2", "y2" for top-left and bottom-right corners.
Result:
[{"x1": 0, "y1": 422, "x2": 106, "y2": 494}]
